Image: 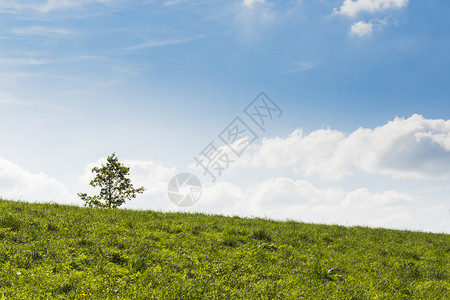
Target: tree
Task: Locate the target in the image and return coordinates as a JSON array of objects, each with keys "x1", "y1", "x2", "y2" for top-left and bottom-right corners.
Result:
[{"x1": 78, "y1": 153, "x2": 145, "y2": 208}]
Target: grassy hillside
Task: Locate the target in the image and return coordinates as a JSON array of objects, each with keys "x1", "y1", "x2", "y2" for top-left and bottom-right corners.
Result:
[{"x1": 0, "y1": 200, "x2": 448, "y2": 299}]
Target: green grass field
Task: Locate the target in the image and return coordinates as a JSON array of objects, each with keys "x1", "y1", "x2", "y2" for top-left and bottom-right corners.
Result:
[{"x1": 0, "y1": 199, "x2": 448, "y2": 299}]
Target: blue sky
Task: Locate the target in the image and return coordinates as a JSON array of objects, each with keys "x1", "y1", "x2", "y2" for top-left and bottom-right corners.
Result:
[{"x1": 0, "y1": 0, "x2": 449, "y2": 233}]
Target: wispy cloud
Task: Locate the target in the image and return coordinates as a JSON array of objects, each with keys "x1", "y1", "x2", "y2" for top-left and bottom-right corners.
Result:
[
  {"x1": 0, "y1": 54, "x2": 109, "y2": 67},
  {"x1": 163, "y1": 0, "x2": 189, "y2": 6},
  {"x1": 115, "y1": 35, "x2": 206, "y2": 54},
  {"x1": 0, "y1": 95, "x2": 36, "y2": 107},
  {"x1": 0, "y1": 94, "x2": 71, "y2": 112},
  {"x1": 284, "y1": 61, "x2": 318, "y2": 73},
  {"x1": 0, "y1": 57, "x2": 48, "y2": 65},
  {"x1": 11, "y1": 26, "x2": 75, "y2": 36},
  {"x1": 37, "y1": 0, "x2": 83, "y2": 13},
  {"x1": 0, "y1": 71, "x2": 34, "y2": 79},
  {"x1": 0, "y1": 0, "x2": 118, "y2": 14}
]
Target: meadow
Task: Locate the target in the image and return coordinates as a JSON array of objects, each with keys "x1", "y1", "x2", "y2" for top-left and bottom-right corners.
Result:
[{"x1": 0, "y1": 199, "x2": 448, "y2": 299}]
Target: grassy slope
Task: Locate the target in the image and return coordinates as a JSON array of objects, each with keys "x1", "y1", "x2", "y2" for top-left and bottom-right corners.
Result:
[{"x1": 0, "y1": 200, "x2": 448, "y2": 299}]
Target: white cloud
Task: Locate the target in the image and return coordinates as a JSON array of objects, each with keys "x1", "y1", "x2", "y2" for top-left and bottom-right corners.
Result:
[
  {"x1": 0, "y1": 156, "x2": 74, "y2": 204},
  {"x1": 349, "y1": 20, "x2": 373, "y2": 37},
  {"x1": 336, "y1": 0, "x2": 409, "y2": 17},
  {"x1": 324, "y1": 188, "x2": 414, "y2": 230},
  {"x1": 249, "y1": 177, "x2": 342, "y2": 206},
  {"x1": 242, "y1": 0, "x2": 265, "y2": 8},
  {"x1": 342, "y1": 188, "x2": 412, "y2": 210},
  {"x1": 183, "y1": 114, "x2": 448, "y2": 232},
  {"x1": 235, "y1": 114, "x2": 450, "y2": 180},
  {"x1": 198, "y1": 181, "x2": 246, "y2": 213},
  {"x1": 0, "y1": 151, "x2": 417, "y2": 230},
  {"x1": 368, "y1": 212, "x2": 413, "y2": 228},
  {"x1": 192, "y1": 178, "x2": 416, "y2": 230}
]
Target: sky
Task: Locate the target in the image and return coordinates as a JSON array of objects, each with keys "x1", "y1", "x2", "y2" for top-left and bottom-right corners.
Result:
[{"x1": 0, "y1": 0, "x2": 449, "y2": 233}]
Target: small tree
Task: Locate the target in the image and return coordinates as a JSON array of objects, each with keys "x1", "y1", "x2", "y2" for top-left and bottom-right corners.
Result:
[{"x1": 78, "y1": 153, "x2": 145, "y2": 208}]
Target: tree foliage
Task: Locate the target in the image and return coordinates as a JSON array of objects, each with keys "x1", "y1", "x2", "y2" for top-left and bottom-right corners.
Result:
[{"x1": 78, "y1": 153, "x2": 145, "y2": 208}]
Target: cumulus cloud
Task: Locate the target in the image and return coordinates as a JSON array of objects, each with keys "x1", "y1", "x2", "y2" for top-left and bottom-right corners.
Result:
[
  {"x1": 0, "y1": 156, "x2": 74, "y2": 203},
  {"x1": 182, "y1": 114, "x2": 448, "y2": 231},
  {"x1": 336, "y1": 0, "x2": 409, "y2": 17},
  {"x1": 235, "y1": 114, "x2": 450, "y2": 180},
  {"x1": 349, "y1": 21, "x2": 373, "y2": 37}
]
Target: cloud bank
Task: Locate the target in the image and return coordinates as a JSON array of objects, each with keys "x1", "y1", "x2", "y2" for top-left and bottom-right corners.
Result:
[
  {"x1": 196, "y1": 178, "x2": 415, "y2": 230},
  {"x1": 0, "y1": 156, "x2": 73, "y2": 203},
  {"x1": 236, "y1": 114, "x2": 450, "y2": 180},
  {"x1": 2, "y1": 114, "x2": 448, "y2": 232}
]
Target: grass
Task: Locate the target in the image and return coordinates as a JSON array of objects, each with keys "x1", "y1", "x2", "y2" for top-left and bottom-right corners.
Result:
[{"x1": 0, "y1": 199, "x2": 448, "y2": 299}]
